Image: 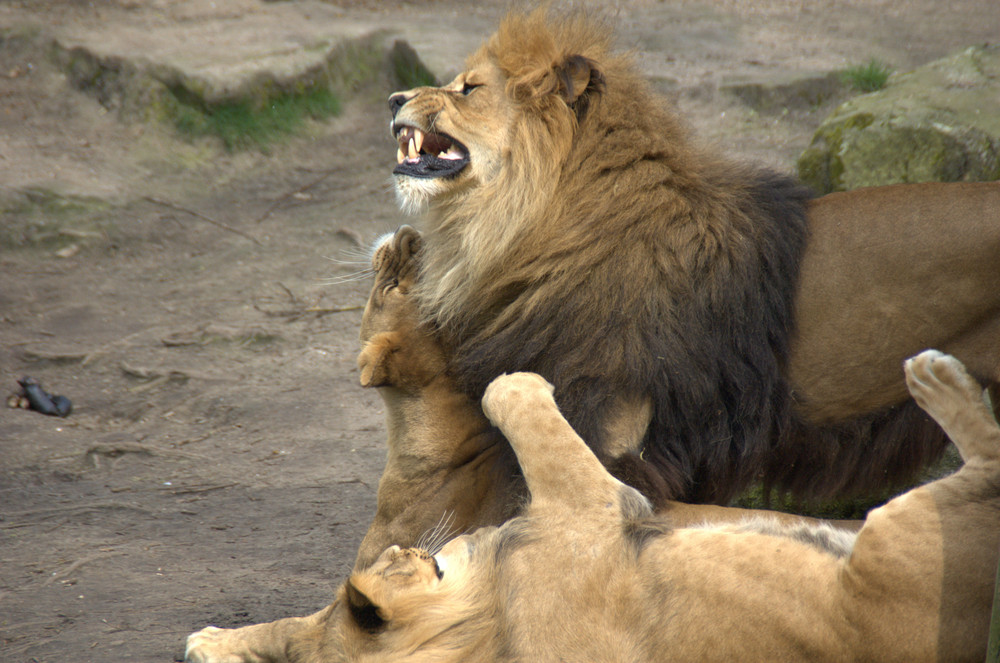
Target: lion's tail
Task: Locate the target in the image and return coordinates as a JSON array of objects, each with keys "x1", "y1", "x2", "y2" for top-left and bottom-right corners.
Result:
[{"x1": 766, "y1": 399, "x2": 952, "y2": 501}]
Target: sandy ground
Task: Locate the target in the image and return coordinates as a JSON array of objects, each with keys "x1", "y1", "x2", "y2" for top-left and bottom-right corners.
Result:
[{"x1": 1, "y1": 1, "x2": 998, "y2": 661}]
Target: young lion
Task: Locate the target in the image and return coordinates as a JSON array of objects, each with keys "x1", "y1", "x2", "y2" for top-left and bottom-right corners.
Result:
[{"x1": 337, "y1": 351, "x2": 999, "y2": 662}]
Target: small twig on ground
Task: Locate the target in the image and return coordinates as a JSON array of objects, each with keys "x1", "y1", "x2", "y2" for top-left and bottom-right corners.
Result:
[
  {"x1": 143, "y1": 195, "x2": 263, "y2": 246},
  {"x1": 1, "y1": 502, "x2": 151, "y2": 528},
  {"x1": 254, "y1": 168, "x2": 338, "y2": 224},
  {"x1": 43, "y1": 551, "x2": 126, "y2": 585},
  {"x1": 252, "y1": 300, "x2": 363, "y2": 320},
  {"x1": 253, "y1": 303, "x2": 364, "y2": 319},
  {"x1": 164, "y1": 483, "x2": 239, "y2": 496},
  {"x1": 86, "y1": 442, "x2": 206, "y2": 463},
  {"x1": 82, "y1": 326, "x2": 165, "y2": 366}
]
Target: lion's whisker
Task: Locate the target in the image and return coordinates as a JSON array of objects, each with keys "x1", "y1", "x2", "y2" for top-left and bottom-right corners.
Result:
[
  {"x1": 321, "y1": 268, "x2": 376, "y2": 286},
  {"x1": 416, "y1": 511, "x2": 459, "y2": 555},
  {"x1": 325, "y1": 256, "x2": 368, "y2": 265}
]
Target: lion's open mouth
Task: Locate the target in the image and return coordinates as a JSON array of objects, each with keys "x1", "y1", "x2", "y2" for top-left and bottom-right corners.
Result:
[{"x1": 393, "y1": 125, "x2": 469, "y2": 179}]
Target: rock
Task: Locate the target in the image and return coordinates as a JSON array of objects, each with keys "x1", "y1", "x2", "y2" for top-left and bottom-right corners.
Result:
[
  {"x1": 798, "y1": 44, "x2": 1000, "y2": 193},
  {"x1": 387, "y1": 39, "x2": 438, "y2": 89}
]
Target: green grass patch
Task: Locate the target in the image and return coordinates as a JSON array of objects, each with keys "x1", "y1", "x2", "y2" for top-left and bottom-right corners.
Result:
[
  {"x1": 171, "y1": 85, "x2": 342, "y2": 151},
  {"x1": 733, "y1": 444, "x2": 964, "y2": 520},
  {"x1": 840, "y1": 58, "x2": 893, "y2": 93},
  {"x1": 732, "y1": 484, "x2": 890, "y2": 520}
]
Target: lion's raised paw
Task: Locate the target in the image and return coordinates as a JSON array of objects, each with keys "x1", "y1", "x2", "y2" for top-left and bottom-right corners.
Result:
[
  {"x1": 482, "y1": 372, "x2": 556, "y2": 427},
  {"x1": 905, "y1": 350, "x2": 981, "y2": 405},
  {"x1": 905, "y1": 350, "x2": 983, "y2": 423},
  {"x1": 185, "y1": 626, "x2": 259, "y2": 663},
  {"x1": 905, "y1": 349, "x2": 999, "y2": 463}
]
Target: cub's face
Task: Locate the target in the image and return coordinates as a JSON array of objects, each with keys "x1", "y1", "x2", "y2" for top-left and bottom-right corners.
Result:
[
  {"x1": 340, "y1": 541, "x2": 480, "y2": 660},
  {"x1": 388, "y1": 53, "x2": 508, "y2": 212}
]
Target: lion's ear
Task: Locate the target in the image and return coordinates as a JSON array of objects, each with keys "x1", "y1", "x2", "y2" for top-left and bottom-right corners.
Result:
[
  {"x1": 555, "y1": 55, "x2": 596, "y2": 103},
  {"x1": 394, "y1": 225, "x2": 422, "y2": 262},
  {"x1": 508, "y1": 53, "x2": 604, "y2": 118},
  {"x1": 555, "y1": 54, "x2": 604, "y2": 116},
  {"x1": 345, "y1": 579, "x2": 388, "y2": 634}
]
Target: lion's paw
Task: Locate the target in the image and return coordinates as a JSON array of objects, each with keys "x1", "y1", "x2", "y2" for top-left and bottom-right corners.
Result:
[
  {"x1": 905, "y1": 350, "x2": 982, "y2": 418},
  {"x1": 185, "y1": 626, "x2": 258, "y2": 663},
  {"x1": 905, "y1": 349, "x2": 998, "y2": 462},
  {"x1": 482, "y1": 372, "x2": 555, "y2": 427}
]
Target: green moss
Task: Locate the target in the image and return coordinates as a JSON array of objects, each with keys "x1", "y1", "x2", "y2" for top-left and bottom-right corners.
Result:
[
  {"x1": 732, "y1": 485, "x2": 891, "y2": 520},
  {"x1": 797, "y1": 111, "x2": 875, "y2": 193},
  {"x1": 0, "y1": 189, "x2": 111, "y2": 250},
  {"x1": 840, "y1": 58, "x2": 893, "y2": 93},
  {"x1": 169, "y1": 84, "x2": 342, "y2": 151}
]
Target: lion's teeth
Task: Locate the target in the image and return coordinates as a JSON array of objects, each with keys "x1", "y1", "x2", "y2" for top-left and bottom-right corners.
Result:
[
  {"x1": 397, "y1": 147, "x2": 405, "y2": 164},
  {"x1": 438, "y1": 147, "x2": 463, "y2": 160},
  {"x1": 408, "y1": 137, "x2": 418, "y2": 159},
  {"x1": 413, "y1": 128, "x2": 424, "y2": 154}
]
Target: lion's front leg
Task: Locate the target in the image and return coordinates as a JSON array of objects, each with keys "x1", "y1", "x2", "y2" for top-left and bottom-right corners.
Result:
[
  {"x1": 481, "y1": 372, "x2": 628, "y2": 512},
  {"x1": 185, "y1": 604, "x2": 340, "y2": 663}
]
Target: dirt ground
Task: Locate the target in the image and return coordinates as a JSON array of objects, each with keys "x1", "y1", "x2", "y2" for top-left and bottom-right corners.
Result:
[{"x1": 1, "y1": 1, "x2": 997, "y2": 661}]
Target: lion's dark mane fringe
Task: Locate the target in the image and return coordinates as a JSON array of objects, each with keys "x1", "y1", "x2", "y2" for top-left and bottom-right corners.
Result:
[
  {"x1": 771, "y1": 400, "x2": 949, "y2": 500},
  {"x1": 448, "y1": 164, "x2": 813, "y2": 504}
]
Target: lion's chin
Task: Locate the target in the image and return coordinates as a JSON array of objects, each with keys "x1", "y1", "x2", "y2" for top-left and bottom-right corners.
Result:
[{"x1": 394, "y1": 175, "x2": 449, "y2": 215}]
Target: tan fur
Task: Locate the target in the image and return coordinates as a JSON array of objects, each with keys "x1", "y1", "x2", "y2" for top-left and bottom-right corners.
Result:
[
  {"x1": 792, "y1": 182, "x2": 1000, "y2": 421},
  {"x1": 388, "y1": 7, "x2": 1000, "y2": 503},
  {"x1": 330, "y1": 350, "x2": 999, "y2": 662},
  {"x1": 353, "y1": 226, "x2": 521, "y2": 571}
]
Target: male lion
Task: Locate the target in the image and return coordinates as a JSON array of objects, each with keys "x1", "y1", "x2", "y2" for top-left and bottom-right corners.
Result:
[{"x1": 388, "y1": 8, "x2": 1000, "y2": 503}]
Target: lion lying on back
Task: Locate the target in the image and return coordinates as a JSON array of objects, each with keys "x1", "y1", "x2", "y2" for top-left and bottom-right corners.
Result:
[
  {"x1": 334, "y1": 353, "x2": 999, "y2": 662},
  {"x1": 186, "y1": 230, "x2": 999, "y2": 662}
]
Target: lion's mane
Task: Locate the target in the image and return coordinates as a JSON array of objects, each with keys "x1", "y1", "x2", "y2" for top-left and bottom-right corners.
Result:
[{"x1": 414, "y1": 10, "x2": 942, "y2": 504}]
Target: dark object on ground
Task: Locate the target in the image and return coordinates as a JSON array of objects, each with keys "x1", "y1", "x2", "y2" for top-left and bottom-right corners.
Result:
[{"x1": 12, "y1": 376, "x2": 73, "y2": 417}]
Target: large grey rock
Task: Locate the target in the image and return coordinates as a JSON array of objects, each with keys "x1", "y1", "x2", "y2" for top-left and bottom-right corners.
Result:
[{"x1": 798, "y1": 44, "x2": 1000, "y2": 193}]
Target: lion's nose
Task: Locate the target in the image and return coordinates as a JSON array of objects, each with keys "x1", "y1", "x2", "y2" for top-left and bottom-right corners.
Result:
[{"x1": 388, "y1": 93, "x2": 409, "y2": 117}]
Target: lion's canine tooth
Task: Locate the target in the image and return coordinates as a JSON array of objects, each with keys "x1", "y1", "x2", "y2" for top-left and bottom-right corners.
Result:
[
  {"x1": 408, "y1": 137, "x2": 418, "y2": 159},
  {"x1": 397, "y1": 147, "x2": 405, "y2": 164},
  {"x1": 413, "y1": 128, "x2": 424, "y2": 154}
]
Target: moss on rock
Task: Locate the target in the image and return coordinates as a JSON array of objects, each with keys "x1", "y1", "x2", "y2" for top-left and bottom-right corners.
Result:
[{"x1": 798, "y1": 45, "x2": 1000, "y2": 193}]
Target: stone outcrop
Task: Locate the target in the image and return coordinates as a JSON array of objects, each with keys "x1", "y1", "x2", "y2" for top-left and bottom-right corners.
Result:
[{"x1": 798, "y1": 44, "x2": 1000, "y2": 193}]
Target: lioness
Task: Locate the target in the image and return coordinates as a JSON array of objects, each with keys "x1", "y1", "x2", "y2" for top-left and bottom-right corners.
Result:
[
  {"x1": 388, "y1": 7, "x2": 1000, "y2": 504},
  {"x1": 189, "y1": 347, "x2": 1000, "y2": 661},
  {"x1": 335, "y1": 353, "x2": 999, "y2": 662}
]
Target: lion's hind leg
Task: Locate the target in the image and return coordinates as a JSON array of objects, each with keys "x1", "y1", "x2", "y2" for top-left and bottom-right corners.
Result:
[{"x1": 905, "y1": 349, "x2": 1000, "y2": 464}]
